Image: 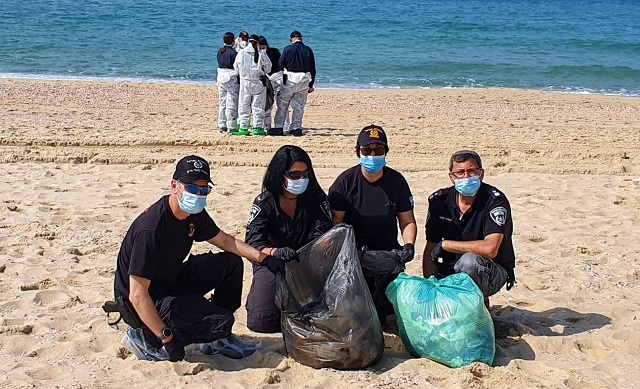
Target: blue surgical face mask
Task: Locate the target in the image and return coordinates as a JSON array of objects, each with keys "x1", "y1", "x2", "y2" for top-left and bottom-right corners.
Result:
[
  {"x1": 284, "y1": 177, "x2": 309, "y2": 195},
  {"x1": 178, "y1": 188, "x2": 207, "y2": 214},
  {"x1": 454, "y1": 176, "x2": 481, "y2": 197},
  {"x1": 360, "y1": 155, "x2": 386, "y2": 174}
]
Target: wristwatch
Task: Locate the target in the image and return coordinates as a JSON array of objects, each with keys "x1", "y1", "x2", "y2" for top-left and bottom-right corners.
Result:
[{"x1": 159, "y1": 327, "x2": 173, "y2": 342}]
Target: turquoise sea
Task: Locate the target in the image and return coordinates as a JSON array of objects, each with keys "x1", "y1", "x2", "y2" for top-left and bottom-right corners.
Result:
[{"x1": 1, "y1": 0, "x2": 639, "y2": 95}]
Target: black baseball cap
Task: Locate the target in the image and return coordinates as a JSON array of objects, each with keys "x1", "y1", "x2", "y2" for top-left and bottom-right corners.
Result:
[
  {"x1": 173, "y1": 155, "x2": 214, "y2": 184},
  {"x1": 357, "y1": 125, "x2": 388, "y2": 147},
  {"x1": 290, "y1": 30, "x2": 302, "y2": 39}
]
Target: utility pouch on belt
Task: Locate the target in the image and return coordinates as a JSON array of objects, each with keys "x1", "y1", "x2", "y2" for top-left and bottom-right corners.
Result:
[
  {"x1": 102, "y1": 296, "x2": 142, "y2": 328},
  {"x1": 283, "y1": 74, "x2": 288, "y2": 85},
  {"x1": 260, "y1": 74, "x2": 267, "y2": 87}
]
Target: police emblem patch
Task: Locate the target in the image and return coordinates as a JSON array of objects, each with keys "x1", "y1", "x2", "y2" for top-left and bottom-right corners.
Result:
[
  {"x1": 368, "y1": 128, "x2": 380, "y2": 138},
  {"x1": 321, "y1": 200, "x2": 332, "y2": 221},
  {"x1": 248, "y1": 204, "x2": 261, "y2": 225},
  {"x1": 490, "y1": 207, "x2": 507, "y2": 226}
]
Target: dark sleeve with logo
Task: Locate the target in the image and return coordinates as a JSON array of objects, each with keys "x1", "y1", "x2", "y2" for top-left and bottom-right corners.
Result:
[
  {"x1": 394, "y1": 172, "x2": 414, "y2": 214},
  {"x1": 245, "y1": 193, "x2": 277, "y2": 252},
  {"x1": 483, "y1": 191, "x2": 512, "y2": 237}
]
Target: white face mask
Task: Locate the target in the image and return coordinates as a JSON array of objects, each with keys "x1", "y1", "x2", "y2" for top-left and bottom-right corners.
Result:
[{"x1": 284, "y1": 177, "x2": 309, "y2": 195}]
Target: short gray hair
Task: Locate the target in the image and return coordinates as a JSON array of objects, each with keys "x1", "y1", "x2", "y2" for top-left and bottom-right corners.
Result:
[{"x1": 449, "y1": 150, "x2": 482, "y2": 171}]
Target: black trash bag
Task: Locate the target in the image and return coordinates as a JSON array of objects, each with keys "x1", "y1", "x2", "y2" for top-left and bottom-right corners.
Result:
[
  {"x1": 275, "y1": 223, "x2": 384, "y2": 369},
  {"x1": 358, "y1": 248, "x2": 405, "y2": 275},
  {"x1": 264, "y1": 76, "x2": 275, "y2": 111}
]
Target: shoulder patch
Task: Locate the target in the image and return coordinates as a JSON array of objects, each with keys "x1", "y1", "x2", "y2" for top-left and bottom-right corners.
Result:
[
  {"x1": 428, "y1": 189, "x2": 445, "y2": 201},
  {"x1": 489, "y1": 188, "x2": 503, "y2": 198},
  {"x1": 321, "y1": 200, "x2": 332, "y2": 222},
  {"x1": 490, "y1": 206, "x2": 507, "y2": 226},
  {"x1": 248, "y1": 204, "x2": 261, "y2": 225},
  {"x1": 256, "y1": 190, "x2": 272, "y2": 202}
]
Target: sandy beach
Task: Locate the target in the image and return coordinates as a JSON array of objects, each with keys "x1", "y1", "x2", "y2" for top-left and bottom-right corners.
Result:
[{"x1": 1, "y1": 79, "x2": 640, "y2": 388}]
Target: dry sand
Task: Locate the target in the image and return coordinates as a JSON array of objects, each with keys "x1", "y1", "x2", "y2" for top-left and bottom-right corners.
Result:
[{"x1": 1, "y1": 79, "x2": 640, "y2": 388}]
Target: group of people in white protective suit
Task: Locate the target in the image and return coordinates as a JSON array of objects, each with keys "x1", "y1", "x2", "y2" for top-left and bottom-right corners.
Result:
[{"x1": 216, "y1": 30, "x2": 316, "y2": 137}]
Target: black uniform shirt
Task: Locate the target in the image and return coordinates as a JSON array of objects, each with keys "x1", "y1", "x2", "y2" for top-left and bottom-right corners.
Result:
[
  {"x1": 114, "y1": 195, "x2": 220, "y2": 301},
  {"x1": 265, "y1": 47, "x2": 281, "y2": 75},
  {"x1": 426, "y1": 183, "x2": 516, "y2": 278},
  {"x1": 328, "y1": 165, "x2": 414, "y2": 251},
  {"x1": 217, "y1": 46, "x2": 237, "y2": 69},
  {"x1": 245, "y1": 190, "x2": 332, "y2": 251},
  {"x1": 278, "y1": 41, "x2": 316, "y2": 87}
]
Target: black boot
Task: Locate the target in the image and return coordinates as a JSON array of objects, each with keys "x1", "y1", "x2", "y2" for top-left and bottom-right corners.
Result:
[{"x1": 267, "y1": 127, "x2": 284, "y2": 136}]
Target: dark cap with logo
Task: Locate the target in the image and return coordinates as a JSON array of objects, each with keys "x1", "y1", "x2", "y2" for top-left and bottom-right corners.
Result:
[
  {"x1": 357, "y1": 125, "x2": 388, "y2": 147},
  {"x1": 173, "y1": 155, "x2": 213, "y2": 184},
  {"x1": 290, "y1": 30, "x2": 302, "y2": 39}
]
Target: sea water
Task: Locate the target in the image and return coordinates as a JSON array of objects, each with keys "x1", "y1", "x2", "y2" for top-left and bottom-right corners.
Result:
[{"x1": 1, "y1": 0, "x2": 638, "y2": 95}]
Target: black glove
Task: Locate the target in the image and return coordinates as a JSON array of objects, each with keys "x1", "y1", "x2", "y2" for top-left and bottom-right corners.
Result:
[
  {"x1": 273, "y1": 247, "x2": 300, "y2": 263},
  {"x1": 163, "y1": 337, "x2": 185, "y2": 362},
  {"x1": 430, "y1": 241, "x2": 447, "y2": 263},
  {"x1": 262, "y1": 255, "x2": 286, "y2": 275},
  {"x1": 392, "y1": 243, "x2": 415, "y2": 264}
]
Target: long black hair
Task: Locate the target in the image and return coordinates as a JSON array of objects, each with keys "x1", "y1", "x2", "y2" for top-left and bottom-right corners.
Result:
[
  {"x1": 262, "y1": 145, "x2": 325, "y2": 200},
  {"x1": 248, "y1": 34, "x2": 260, "y2": 63}
]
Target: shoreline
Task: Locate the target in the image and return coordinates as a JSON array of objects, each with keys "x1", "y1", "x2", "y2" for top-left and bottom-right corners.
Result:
[
  {"x1": 1, "y1": 77, "x2": 640, "y2": 388},
  {"x1": 1, "y1": 74, "x2": 639, "y2": 98}
]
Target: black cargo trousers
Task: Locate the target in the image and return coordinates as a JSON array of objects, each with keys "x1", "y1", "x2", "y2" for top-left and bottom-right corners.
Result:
[{"x1": 153, "y1": 251, "x2": 243, "y2": 346}]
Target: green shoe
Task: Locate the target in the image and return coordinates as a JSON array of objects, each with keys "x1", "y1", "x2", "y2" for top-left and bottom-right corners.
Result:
[
  {"x1": 231, "y1": 127, "x2": 250, "y2": 136},
  {"x1": 252, "y1": 127, "x2": 266, "y2": 136}
]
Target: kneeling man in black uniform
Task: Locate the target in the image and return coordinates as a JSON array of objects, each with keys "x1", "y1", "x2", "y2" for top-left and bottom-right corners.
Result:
[
  {"x1": 112, "y1": 155, "x2": 285, "y2": 361},
  {"x1": 423, "y1": 150, "x2": 516, "y2": 302}
]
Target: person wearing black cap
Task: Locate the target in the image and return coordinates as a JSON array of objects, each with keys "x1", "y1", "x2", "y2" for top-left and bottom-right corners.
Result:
[
  {"x1": 234, "y1": 31, "x2": 249, "y2": 51},
  {"x1": 232, "y1": 34, "x2": 272, "y2": 136},
  {"x1": 217, "y1": 32, "x2": 239, "y2": 134},
  {"x1": 328, "y1": 126, "x2": 417, "y2": 325},
  {"x1": 271, "y1": 30, "x2": 316, "y2": 137},
  {"x1": 423, "y1": 150, "x2": 515, "y2": 305},
  {"x1": 111, "y1": 155, "x2": 286, "y2": 362}
]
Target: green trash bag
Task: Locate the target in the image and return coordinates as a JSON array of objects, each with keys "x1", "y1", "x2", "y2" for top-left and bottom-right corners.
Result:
[{"x1": 385, "y1": 272, "x2": 495, "y2": 368}]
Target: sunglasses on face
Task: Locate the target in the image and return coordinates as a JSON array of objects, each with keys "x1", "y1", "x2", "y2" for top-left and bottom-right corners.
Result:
[
  {"x1": 179, "y1": 181, "x2": 212, "y2": 195},
  {"x1": 360, "y1": 146, "x2": 386, "y2": 156},
  {"x1": 285, "y1": 170, "x2": 310, "y2": 180}
]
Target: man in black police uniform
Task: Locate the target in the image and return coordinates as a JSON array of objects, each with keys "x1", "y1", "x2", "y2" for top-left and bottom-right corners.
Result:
[
  {"x1": 112, "y1": 155, "x2": 285, "y2": 361},
  {"x1": 271, "y1": 30, "x2": 316, "y2": 137},
  {"x1": 329, "y1": 125, "x2": 417, "y2": 324},
  {"x1": 423, "y1": 150, "x2": 515, "y2": 302}
]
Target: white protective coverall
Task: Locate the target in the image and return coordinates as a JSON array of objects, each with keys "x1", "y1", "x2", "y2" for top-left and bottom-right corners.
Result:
[
  {"x1": 234, "y1": 44, "x2": 272, "y2": 130},
  {"x1": 274, "y1": 70, "x2": 312, "y2": 131},
  {"x1": 217, "y1": 67, "x2": 239, "y2": 131}
]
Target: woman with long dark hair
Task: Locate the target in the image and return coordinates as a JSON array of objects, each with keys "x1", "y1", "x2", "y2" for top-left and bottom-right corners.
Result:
[{"x1": 244, "y1": 145, "x2": 332, "y2": 333}]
